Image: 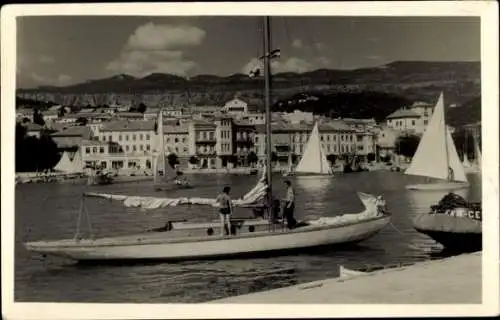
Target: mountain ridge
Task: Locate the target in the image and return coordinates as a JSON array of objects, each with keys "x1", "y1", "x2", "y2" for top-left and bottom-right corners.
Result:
[{"x1": 16, "y1": 61, "x2": 480, "y2": 111}]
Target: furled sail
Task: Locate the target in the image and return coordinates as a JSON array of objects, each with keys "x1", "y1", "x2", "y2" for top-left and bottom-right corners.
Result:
[{"x1": 85, "y1": 165, "x2": 269, "y2": 210}]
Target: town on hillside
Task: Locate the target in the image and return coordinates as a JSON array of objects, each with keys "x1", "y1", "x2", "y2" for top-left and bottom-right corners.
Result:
[{"x1": 16, "y1": 95, "x2": 481, "y2": 177}]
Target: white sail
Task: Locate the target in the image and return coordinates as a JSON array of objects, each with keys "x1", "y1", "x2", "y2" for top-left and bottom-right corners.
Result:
[
  {"x1": 54, "y1": 152, "x2": 74, "y2": 173},
  {"x1": 445, "y1": 127, "x2": 468, "y2": 182},
  {"x1": 71, "y1": 150, "x2": 85, "y2": 173},
  {"x1": 295, "y1": 122, "x2": 331, "y2": 174},
  {"x1": 405, "y1": 93, "x2": 457, "y2": 181}
]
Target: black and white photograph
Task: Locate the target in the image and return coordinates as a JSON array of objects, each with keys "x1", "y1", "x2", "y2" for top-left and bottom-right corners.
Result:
[{"x1": 2, "y1": 1, "x2": 498, "y2": 319}]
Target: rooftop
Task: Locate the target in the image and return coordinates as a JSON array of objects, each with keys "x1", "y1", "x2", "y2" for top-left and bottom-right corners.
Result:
[
  {"x1": 254, "y1": 121, "x2": 353, "y2": 134},
  {"x1": 387, "y1": 109, "x2": 421, "y2": 119},
  {"x1": 101, "y1": 120, "x2": 154, "y2": 132},
  {"x1": 51, "y1": 126, "x2": 92, "y2": 138}
]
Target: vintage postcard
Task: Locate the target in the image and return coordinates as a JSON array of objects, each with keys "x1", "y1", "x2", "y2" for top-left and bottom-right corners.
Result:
[{"x1": 1, "y1": 1, "x2": 499, "y2": 319}]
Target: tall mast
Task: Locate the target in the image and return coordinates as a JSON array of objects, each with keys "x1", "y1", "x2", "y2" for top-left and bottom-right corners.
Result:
[
  {"x1": 264, "y1": 17, "x2": 273, "y2": 195},
  {"x1": 441, "y1": 93, "x2": 451, "y2": 181}
]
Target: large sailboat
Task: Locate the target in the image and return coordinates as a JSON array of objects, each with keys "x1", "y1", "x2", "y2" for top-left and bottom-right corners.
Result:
[
  {"x1": 294, "y1": 122, "x2": 333, "y2": 175},
  {"x1": 24, "y1": 17, "x2": 390, "y2": 262},
  {"x1": 405, "y1": 92, "x2": 469, "y2": 191}
]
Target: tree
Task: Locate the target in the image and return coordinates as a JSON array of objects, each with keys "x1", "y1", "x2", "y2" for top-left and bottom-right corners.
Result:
[
  {"x1": 188, "y1": 156, "x2": 198, "y2": 165},
  {"x1": 22, "y1": 117, "x2": 31, "y2": 123},
  {"x1": 395, "y1": 134, "x2": 421, "y2": 158},
  {"x1": 137, "y1": 103, "x2": 147, "y2": 113},
  {"x1": 15, "y1": 123, "x2": 61, "y2": 172},
  {"x1": 367, "y1": 153, "x2": 376, "y2": 162},
  {"x1": 33, "y1": 109, "x2": 45, "y2": 126},
  {"x1": 167, "y1": 153, "x2": 179, "y2": 168},
  {"x1": 326, "y1": 154, "x2": 336, "y2": 165},
  {"x1": 246, "y1": 151, "x2": 258, "y2": 165}
]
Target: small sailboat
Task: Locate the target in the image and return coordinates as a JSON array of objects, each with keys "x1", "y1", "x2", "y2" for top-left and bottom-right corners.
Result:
[
  {"x1": 24, "y1": 16, "x2": 389, "y2": 263},
  {"x1": 282, "y1": 152, "x2": 295, "y2": 177},
  {"x1": 294, "y1": 122, "x2": 333, "y2": 176},
  {"x1": 405, "y1": 93, "x2": 469, "y2": 191}
]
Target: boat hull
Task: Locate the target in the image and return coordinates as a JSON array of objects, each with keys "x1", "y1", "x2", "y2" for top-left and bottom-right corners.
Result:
[
  {"x1": 25, "y1": 216, "x2": 390, "y2": 262},
  {"x1": 414, "y1": 228, "x2": 482, "y2": 252},
  {"x1": 405, "y1": 182, "x2": 469, "y2": 191}
]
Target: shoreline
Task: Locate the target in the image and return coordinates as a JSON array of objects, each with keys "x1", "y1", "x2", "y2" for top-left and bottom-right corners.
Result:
[{"x1": 209, "y1": 252, "x2": 481, "y2": 304}]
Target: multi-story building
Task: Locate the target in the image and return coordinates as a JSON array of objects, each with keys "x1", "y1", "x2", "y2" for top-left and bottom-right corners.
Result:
[
  {"x1": 234, "y1": 122, "x2": 256, "y2": 166},
  {"x1": 188, "y1": 119, "x2": 217, "y2": 168},
  {"x1": 253, "y1": 120, "x2": 376, "y2": 166},
  {"x1": 214, "y1": 116, "x2": 234, "y2": 167},
  {"x1": 374, "y1": 125, "x2": 399, "y2": 159},
  {"x1": 386, "y1": 101, "x2": 435, "y2": 135},
  {"x1": 222, "y1": 98, "x2": 248, "y2": 118}
]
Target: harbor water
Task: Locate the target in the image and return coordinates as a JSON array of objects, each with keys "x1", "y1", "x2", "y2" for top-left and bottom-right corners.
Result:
[{"x1": 14, "y1": 171, "x2": 482, "y2": 303}]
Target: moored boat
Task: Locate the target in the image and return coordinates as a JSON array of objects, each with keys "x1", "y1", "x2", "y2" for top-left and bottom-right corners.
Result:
[
  {"x1": 24, "y1": 192, "x2": 390, "y2": 262},
  {"x1": 412, "y1": 192, "x2": 482, "y2": 252}
]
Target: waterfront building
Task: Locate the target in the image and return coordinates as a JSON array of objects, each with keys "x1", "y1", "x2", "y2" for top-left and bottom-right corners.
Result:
[
  {"x1": 281, "y1": 110, "x2": 314, "y2": 124},
  {"x1": 374, "y1": 125, "x2": 398, "y2": 159},
  {"x1": 386, "y1": 101, "x2": 435, "y2": 135},
  {"x1": 254, "y1": 120, "x2": 376, "y2": 166}
]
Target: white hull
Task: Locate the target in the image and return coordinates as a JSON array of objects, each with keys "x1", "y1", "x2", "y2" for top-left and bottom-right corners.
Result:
[
  {"x1": 405, "y1": 182, "x2": 469, "y2": 191},
  {"x1": 24, "y1": 215, "x2": 390, "y2": 262}
]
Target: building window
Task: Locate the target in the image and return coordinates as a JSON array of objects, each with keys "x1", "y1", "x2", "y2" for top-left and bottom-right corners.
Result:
[
  {"x1": 412, "y1": 120, "x2": 416, "y2": 126},
  {"x1": 85, "y1": 147, "x2": 91, "y2": 154},
  {"x1": 119, "y1": 135, "x2": 122, "y2": 141},
  {"x1": 139, "y1": 133, "x2": 143, "y2": 140},
  {"x1": 140, "y1": 145, "x2": 143, "y2": 151},
  {"x1": 357, "y1": 136, "x2": 363, "y2": 142},
  {"x1": 175, "y1": 138, "x2": 179, "y2": 143},
  {"x1": 103, "y1": 136, "x2": 106, "y2": 141},
  {"x1": 133, "y1": 145, "x2": 137, "y2": 152},
  {"x1": 126, "y1": 145, "x2": 129, "y2": 151},
  {"x1": 424, "y1": 120, "x2": 428, "y2": 125},
  {"x1": 146, "y1": 134, "x2": 150, "y2": 140},
  {"x1": 132, "y1": 134, "x2": 136, "y2": 141},
  {"x1": 125, "y1": 135, "x2": 129, "y2": 141},
  {"x1": 146, "y1": 145, "x2": 150, "y2": 151},
  {"x1": 99, "y1": 147, "x2": 105, "y2": 153},
  {"x1": 93, "y1": 147, "x2": 97, "y2": 153},
  {"x1": 108, "y1": 135, "x2": 112, "y2": 141}
]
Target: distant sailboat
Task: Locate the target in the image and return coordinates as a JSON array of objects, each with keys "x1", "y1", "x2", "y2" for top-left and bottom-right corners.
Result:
[
  {"x1": 405, "y1": 92, "x2": 469, "y2": 191},
  {"x1": 294, "y1": 122, "x2": 333, "y2": 175},
  {"x1": 153, "y1": 109, "x2": 191, "y2": 190},
  {"x1": 282, "y1": 152, "x2": 295, "y2": 177}
]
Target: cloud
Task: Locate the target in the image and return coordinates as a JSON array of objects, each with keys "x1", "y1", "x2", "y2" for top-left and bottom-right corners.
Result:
[
  {"x1": 292, "y1": 39, "x2": 303, "y2": 48},
  {"x1": 30, "y1": 72, "x2": 72, "y2": 86},
  {"x1": 126, "y1": 22, "x2": 206, "y2": 51},
  {"x1": 241, "y1": 56, "x2": 313, "y2": 74},
  {"x1": 107, "y1": 50, "x2": 196, "y2": 77},
  {"x1": 107, "y1": 22, "x2": 206, "y2": 77}
]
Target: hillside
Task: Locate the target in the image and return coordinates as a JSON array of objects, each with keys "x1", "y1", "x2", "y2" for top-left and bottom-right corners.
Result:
[{"x1": 16, "y1": 61, "x2": 480, "y2": 110}]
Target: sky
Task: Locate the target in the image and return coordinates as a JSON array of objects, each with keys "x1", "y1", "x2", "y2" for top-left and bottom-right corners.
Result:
[{"x1": 16, "y1": 16, "x2": 480, "y2": 88}]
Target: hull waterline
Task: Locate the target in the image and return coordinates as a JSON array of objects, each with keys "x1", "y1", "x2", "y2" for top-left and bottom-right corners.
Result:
[{"x1": 405, "y1": 182, "x2": 469, "y2": 191}]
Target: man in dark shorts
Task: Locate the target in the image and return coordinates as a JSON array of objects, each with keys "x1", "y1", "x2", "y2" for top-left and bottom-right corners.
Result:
[
  {"x1": 216, "y1": 186, "x2": 233, "y2": 236},
  {"x1": 282, "y1": 180, "x2": 297, "y2": 229}
]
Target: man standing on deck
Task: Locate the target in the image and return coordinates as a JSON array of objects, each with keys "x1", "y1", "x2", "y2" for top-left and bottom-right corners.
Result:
[
  {"x1": 216, "y1": 186, "x2": 233, "y2": 236},
  {"x1": 282, "y1": 180, "x2": 297, "y2": 229}
]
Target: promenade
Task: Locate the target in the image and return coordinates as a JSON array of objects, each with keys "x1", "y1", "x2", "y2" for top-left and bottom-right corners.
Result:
[{"x1": 210, "y1": 252, "x2": 482, "y2": 304}]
